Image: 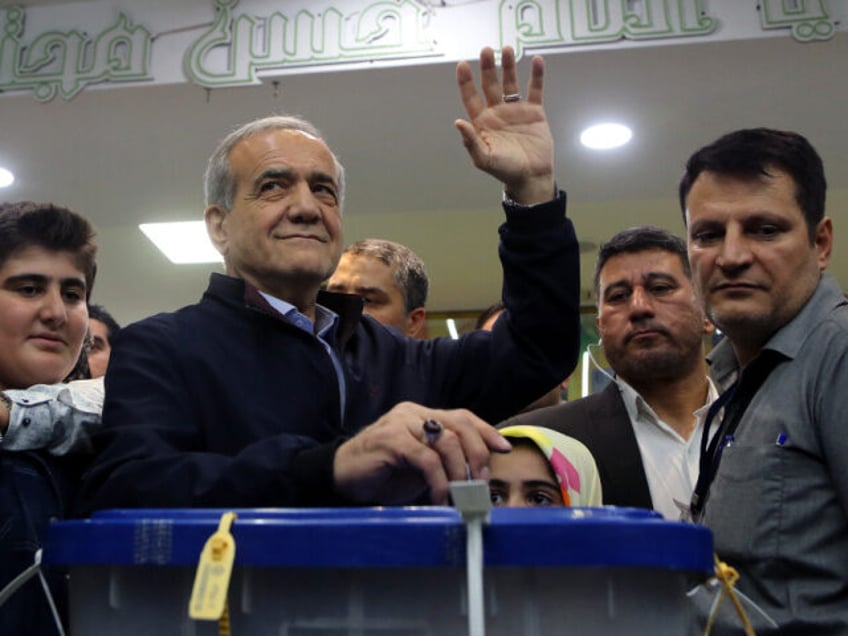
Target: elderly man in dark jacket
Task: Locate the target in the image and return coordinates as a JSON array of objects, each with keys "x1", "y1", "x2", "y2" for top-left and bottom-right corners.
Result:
[{"x1": 80, "y1": 47, "x2": 581, "y2": 510}]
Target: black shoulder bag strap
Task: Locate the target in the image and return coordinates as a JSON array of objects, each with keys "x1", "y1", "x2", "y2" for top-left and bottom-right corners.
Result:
[{"x1": 689, "y1": 350, "x2": 785, "y2": 522}]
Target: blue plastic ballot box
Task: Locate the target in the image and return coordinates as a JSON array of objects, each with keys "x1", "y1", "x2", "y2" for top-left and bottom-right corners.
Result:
[{"x1": 45, "y1": 507, "x2": 712, "y2": 635}]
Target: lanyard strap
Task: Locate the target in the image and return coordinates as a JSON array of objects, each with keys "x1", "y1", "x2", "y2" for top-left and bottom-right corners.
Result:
[{"x1": 690, "y1": 350, "x2": 784, "y2": 521}]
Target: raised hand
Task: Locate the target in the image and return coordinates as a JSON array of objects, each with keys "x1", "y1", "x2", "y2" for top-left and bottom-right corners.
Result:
[{"x1": 455, "y1": 46, "x2": 555, "y2": 205}]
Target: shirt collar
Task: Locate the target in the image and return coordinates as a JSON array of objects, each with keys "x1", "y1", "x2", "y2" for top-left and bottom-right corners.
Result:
[
  {"x1": 616, "y1": 375, "x2": 717, "y2": 427},
  {"x1": 708, "y1": 273, "x2": 846, "y2": 382},
  {"x1": 762, "y1": 273, "x2": 845, "y2": 358},
  {"x1": 257, "y1": 290, "x2": 340, "y2": 338}
]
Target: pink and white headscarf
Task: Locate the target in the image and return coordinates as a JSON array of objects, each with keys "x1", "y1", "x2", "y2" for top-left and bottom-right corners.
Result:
[{"x1": 499, "y1": 425, "x2": 603, "y2": 507}]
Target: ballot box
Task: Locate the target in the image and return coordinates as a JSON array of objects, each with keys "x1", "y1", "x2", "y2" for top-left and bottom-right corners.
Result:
[{"x1": 44, "y1": 506, "x2": 712, "y2": 635}]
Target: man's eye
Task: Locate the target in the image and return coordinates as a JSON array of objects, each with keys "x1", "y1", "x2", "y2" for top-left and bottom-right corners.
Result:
[
  {"x1": 365, "y1": 296, "x2": 387, "y2": 307},
  {"x1": 650, "y1": 284, "x2": 673, "y2": 295},
  {"x1": 313, "y1": 184, "x2": 338, "y2": 203},
  {"x1": 489, "y1": 489, "x2": 506, "y2": 506},
  {"x1": 63, "y1": 290, "x2": 84, "y2": 302},
  {"x1": 752, "y1": 225, "x2": 781, "y2": 238},
  {"x1": 15, "y1": 285, "x2": 41, "y2": 297},
  {"x1": 692, "y1": 230, "x2": 721, "y2": 244},
  {"x1": 259, "y1": 182, "x2": 283, "y2": 194},
  {"x1": 605, "y1": 291, "x2": 627, "y2": 304}
]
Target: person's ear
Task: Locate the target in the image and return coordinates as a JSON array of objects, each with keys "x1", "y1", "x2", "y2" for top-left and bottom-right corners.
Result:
[
  {"x1": 405, "y1": 307, "x2": 428, "y2": 338},
  {"x1": 205, "y1": 205, "x2": 229, "y2": 258},
  {"x1": 815, "y1": 216, "x2": 833, "y2": 270}
]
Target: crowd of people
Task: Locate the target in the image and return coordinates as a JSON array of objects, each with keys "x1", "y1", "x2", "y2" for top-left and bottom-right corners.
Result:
[{"x1": 1, "y1": 45, "x2": 845, "y2": 635}]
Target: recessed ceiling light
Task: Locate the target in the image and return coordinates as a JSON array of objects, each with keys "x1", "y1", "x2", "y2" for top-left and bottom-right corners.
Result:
[
  {"x1": 0, "y1": 167, "x2": 15, "y2": 188},
  {"x1": 139, "y1": 221, "x2": 223, "y2": 264},
  {"x1": 580, "y1": 123, "x2": 632, "y2": 150}
]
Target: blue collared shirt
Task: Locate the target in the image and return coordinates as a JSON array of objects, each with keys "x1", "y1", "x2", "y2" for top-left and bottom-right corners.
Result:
[{"x1": 259, "y1": 291, "x2": 346, "y2": 421}]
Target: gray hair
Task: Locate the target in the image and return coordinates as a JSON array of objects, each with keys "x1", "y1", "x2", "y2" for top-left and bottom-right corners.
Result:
[
  {"x1": 343, "y1": 239, "x2": 429, "y2": 313},
  {"x1": 204, "y1": 115, "x2": 346, "y2": 211}
]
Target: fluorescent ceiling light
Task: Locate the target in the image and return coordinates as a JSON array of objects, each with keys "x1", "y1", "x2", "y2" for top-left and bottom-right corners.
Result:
[
  {"x1": 0, "y1": 167, "x2": 14, "y2": 188},
  {"x1": 139, "y1": 221, "x2": 223, "y2": 264},
  {"x1": 580, "y1": 123, "x2": 632, "y2": 150},
  {"x1": 446, "y1": 318, "x2": 459, "y2": 340}
]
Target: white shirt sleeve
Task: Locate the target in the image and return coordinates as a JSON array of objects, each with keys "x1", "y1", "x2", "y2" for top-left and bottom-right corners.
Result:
[{"x1": 1, "y1": 377, "x2": 104, "y2": 455}]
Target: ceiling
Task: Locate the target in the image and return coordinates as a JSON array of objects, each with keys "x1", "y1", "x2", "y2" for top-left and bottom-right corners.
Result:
[{"x1": 1, "y1": 6, "x2": 846, "y2": 327}]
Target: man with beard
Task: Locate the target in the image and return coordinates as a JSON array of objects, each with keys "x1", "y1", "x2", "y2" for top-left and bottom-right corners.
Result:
[{"x1": 501, "y1": 226, "x2": 716, "y2": 519}]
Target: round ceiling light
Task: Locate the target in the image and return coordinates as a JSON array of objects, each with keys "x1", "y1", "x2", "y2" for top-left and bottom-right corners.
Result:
[
  {"x1": 580, "y1": 123, "x2": 632, "y2": 150},
  {"x1": 0, "y1": 167, "x2": 14, "y2": 188}
]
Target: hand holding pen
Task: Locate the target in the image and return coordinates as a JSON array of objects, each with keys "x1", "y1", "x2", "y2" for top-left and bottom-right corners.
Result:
[{"x1": 333, "y1": 402, "x2": 512, "y2": 506}]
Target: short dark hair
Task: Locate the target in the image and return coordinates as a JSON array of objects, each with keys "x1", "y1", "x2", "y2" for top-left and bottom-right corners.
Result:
[
  {"x1": 594, "y1": 226, "x2": 689, "y2": 300},
  {"x1": 0, "y1": 201, "x2": 97, "y2": 299},
  {"x1": 88, "y1": 303, "x2": 121, "y2": 343},
  {"x1": 342, "y1": 239, "x2": 428, "y2": 313},
  {"x1": 678, "y1": 128, "x2": 826, "y2": 241},
  {"x1": 475, "y1": 301, "x2": 504, "y2": 330}
]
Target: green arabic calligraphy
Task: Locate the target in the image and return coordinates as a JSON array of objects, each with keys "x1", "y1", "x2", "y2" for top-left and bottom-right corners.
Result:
[
  {"x1": 185, "y1": 0, "x2": 434, "y2": 88},
  {"x1": 0, "y1": 1, "x2": 837, "y2": 102},
  {"x1": 500, "y1": 0, "x2": 717, "y2": 54},
  {"x1": 0, "y1": 7, "x2": 152, "y2": 102},
  {"x1": 759, "y1": 0, "x2": 836, "y2": 42}
]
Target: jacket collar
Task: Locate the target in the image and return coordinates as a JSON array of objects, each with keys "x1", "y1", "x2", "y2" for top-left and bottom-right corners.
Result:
[{"x1": 205, "y1": 273, "x2": 364, "y2": 349}]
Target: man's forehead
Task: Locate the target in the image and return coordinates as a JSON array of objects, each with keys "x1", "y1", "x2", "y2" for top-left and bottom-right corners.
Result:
[
  {"x1": 1, "y1": 246, "x2": 87, "y2": 279},
  {"x1": 228, "y1": 128, "x2": 335, "y2": 183},
  {"x1": 235, "y1": 128, "x2": 333, "y2": 160},
  {"x1": 686, "y1": 168, "x2": 798, "y2": 209},
  {"x1": 342, "y1": 253, "x2": 395, "y2": 281},
  {"x1": 603, "y1": 249, "x2": 683, "y2": 275},
  {"x1": 345, "y1": 252, "x2": 390, "y2": 268},
  {"x1": 600, "y1": 250, "x2": 688, "y2": 289}
]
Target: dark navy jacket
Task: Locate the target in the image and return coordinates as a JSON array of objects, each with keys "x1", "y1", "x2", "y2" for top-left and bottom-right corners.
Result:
[{"x1": 79, "y1": 195, "x2": 580, "y2": 510}]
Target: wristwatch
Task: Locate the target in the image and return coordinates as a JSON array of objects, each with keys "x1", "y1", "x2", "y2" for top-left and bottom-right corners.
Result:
[{"x1": 502, "y1": 183, "x2": 558, "y2": 208}]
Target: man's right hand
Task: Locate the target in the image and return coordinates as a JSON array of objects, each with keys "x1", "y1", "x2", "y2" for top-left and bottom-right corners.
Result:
[{"x1": 333, "y1": 402, "x2": 512, "y2": 506}]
